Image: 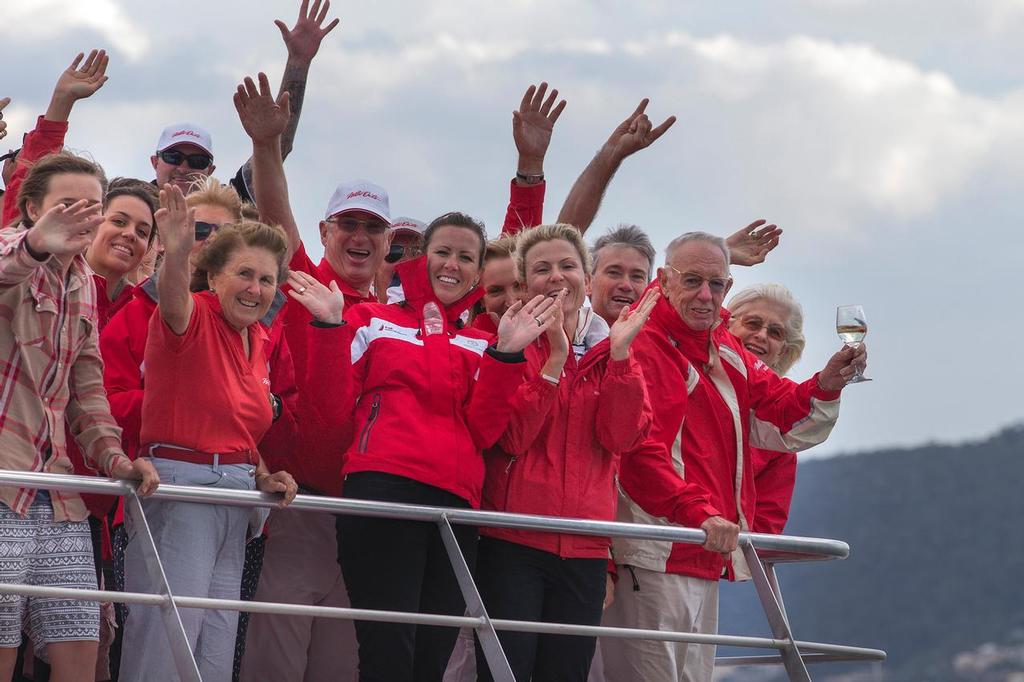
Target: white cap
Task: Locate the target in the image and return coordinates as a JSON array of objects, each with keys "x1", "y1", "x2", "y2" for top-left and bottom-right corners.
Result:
[
  {"x1": 155, "y1": 123, "x2": 214, "y2": 156},
  {"x1": 324, "y1": 180, "x2": 390, "y2": 222},
  {"x1": 389, "y1": 217, "x2": 426, "y2": 237}
]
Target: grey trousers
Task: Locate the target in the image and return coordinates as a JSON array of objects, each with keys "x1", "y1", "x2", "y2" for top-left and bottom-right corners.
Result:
[
  {"x1": 119, "y1": 457, "x2": 255, "y2": 682},
  {"x1": 600, "y1": 566, "x2": 719, "y2": 682}
]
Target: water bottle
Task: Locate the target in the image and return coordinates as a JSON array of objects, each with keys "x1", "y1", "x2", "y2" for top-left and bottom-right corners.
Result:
[{"x1": 422, "y1": 301, "x2": 444, "y2": 336}]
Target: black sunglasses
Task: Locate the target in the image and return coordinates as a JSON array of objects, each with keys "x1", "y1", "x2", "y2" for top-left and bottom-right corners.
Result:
[
  {"x1": 384, "y1": 243, "x2": 423, "y2": 264},
  {"x1": 0, "y1": 148, "x2": 20, "y2": 163},
  {"x1": 158, "y1": 149, "x2": 213, "y2": 170},
  {"x1": 195, "y1": 221, "x2": 220, "y2": 241}
]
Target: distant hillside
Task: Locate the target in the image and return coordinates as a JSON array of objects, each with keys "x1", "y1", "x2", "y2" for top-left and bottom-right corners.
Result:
[{"x1": 714, "y1": 423, "x2": 1024, "y2": 682}]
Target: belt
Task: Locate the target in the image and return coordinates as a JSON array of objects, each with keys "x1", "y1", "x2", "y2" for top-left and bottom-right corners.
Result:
[{"x1": 145, "y1": 444, "x2": 257, "y2": 467}]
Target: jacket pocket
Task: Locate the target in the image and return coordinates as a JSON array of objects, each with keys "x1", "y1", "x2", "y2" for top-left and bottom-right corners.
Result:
[{"x1": 358, "y1": 393, "x2": 382, "y2": 454}]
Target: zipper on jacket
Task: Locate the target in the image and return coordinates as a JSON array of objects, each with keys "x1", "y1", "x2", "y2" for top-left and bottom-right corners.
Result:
[
  {"x1": 504, "y1": 456, "x2": 518, "y2": 474},
  {"x1": 358, "y1": 393, "x2": 382, "y2": 454}
]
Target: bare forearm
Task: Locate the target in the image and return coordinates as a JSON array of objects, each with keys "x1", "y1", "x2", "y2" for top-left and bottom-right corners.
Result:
[
  {"x1": 251, "y1": 138, "x2": 301, "y2": 258},
  {"x1": 44, "y1": 93, "x2": 76, "y2": 123},
  {"x1": 556, "y1": 145, "x2": 621, "y2": 234},
  {"x1": 156, "y1": 250, "x2": 192, "y2": 334},
  {"x1": 277, "y1": 59, "x2": 311, "y2": 160}
]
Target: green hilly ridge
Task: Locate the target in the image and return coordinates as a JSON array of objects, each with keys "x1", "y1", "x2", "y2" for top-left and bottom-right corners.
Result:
[{"x1": 715, "y1": 423, "x2": 1024, "y2": 681}]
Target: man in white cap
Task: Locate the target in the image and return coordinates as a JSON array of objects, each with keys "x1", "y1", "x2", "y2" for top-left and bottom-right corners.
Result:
[
  {"x1": 375, "y1": 216, "x2": 425, "y2": 303},
  {"x1": 150, "y1": 122, "x2": 216, "y2": 195}
]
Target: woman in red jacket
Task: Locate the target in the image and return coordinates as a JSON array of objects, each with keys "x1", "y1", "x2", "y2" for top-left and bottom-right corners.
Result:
[
  {"x1": 287, "y1": 211, "x2": 558, "y2": 682},
  {"x1": 474, "y1": 223, "x2": 658, "y2": 682},
  {"x1": 725, "y1": 283, "x2": 807, "y2": 534}
]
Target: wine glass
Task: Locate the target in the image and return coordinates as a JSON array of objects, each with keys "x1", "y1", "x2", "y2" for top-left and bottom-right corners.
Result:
[{"x1": 836, "y1": 304, "x2": 871, "y2": 383}]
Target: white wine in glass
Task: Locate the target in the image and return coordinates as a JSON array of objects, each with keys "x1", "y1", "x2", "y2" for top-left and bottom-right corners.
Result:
[{"x1": 836, "y1": 304, "x2": 871, "y2": 383}]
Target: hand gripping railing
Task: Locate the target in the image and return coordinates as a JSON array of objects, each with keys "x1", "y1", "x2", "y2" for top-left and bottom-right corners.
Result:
[{"x1": 0, "y1": 471, "x2": 885, "y2": 681}]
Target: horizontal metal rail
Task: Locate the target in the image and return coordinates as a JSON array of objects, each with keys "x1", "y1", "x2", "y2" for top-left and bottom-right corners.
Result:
[
  {"x1": 0, "y1": 583, "x2": 887, "y2": 661},
  {"x1": 0, "y1": 470, "x2": 847, "y2": 560},
  {"x1": 0, "y1": 470, "x2": 885, "y2": 679}
]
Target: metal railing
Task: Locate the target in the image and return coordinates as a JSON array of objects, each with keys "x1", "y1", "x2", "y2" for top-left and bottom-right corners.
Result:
[{"x1": 0, "y1": 470, "x2": 885, "y2": 681}]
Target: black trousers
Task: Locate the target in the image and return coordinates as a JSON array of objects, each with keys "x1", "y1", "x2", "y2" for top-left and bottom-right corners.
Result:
[
  {"x1": 474, "y1": 537, "x2": 607, "y2": 682},
  {"x1": 336, "y1": 472, "x2": 478, "y2": 682}
]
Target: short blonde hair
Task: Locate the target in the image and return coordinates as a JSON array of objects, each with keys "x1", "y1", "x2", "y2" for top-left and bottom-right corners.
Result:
[
  {"x1": 727, "y1": 283, "x2": 805, "y2": 376},
  {"x1": 185, "y1": 176, "x2": 243, "y2": 220},
  {"x1": 514, "y1": 223, "x2": 592, "y2": 281},
  {"x1": 485, "y1": 235, "x2": 517, "y2": 263}
]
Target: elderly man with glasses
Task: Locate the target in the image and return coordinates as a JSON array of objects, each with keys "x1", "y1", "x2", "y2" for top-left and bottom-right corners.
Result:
[{"x1": 601, "y1": 231, "x2": 867, "y2": 682}]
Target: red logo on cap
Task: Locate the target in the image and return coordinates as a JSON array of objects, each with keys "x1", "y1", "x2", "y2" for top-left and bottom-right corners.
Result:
[
  {"x1": 172, "y1": 130, "x2": 202, "y2": 139},
  {"x1": 346, "y1": 190, "x2": 381, "y2": 202}
]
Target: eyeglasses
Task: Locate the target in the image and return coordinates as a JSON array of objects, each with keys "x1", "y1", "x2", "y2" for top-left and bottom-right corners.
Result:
[
  {"x1": 327, "y1": 216, "x2": 389, "y2": 236},
  {"x1": 384, "y1": 243, "x2": 423, "y2": 264},
  {"x1": 665, "y1": 265, "x2": 731, "y2": 295},
  {"x1": 195, "y1": 221, "x2": 221, "y2": 241},
  {"x1": 738, "y1": 315, "x2": 787, "y2": 342},
  {"x1": 158, "y1": 149, "x2": 213, "y2": 170}
]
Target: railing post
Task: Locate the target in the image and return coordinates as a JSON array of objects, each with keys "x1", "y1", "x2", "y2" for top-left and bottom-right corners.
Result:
[
  {"x1": 124, "y1": 490, "x2": 203, "y2": 682},
  {"x1": 436, "y1": 514, "x2": 515, "y2": 682},
  {"x1": 742, "y1": 539, "x2": 811, "y2": 682}
]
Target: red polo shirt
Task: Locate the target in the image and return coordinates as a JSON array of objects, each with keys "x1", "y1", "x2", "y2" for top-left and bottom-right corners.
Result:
[{"x1": 140, "y1": 291, "x2": 273, "y2": 455}]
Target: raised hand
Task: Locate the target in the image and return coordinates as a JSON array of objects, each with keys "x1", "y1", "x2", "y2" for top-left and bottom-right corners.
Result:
[
  {"x1": 235, "y1": 73, "x2": 292, "y2": 144},
  {"x1": 0, "y1": 97, "x2": 9, "y2": 140},
  {"x1": 27, "y1": 199, "x2": 104, "y2": 257},
  {"x1": 155, "y1": 184, "x2": 195, "y2": 259},
  {"x1": 496, "y1": 294, "x2": 561, "y2": 354},
  {"x1": 726, "y1": 219, "x2": 782, "y2": 266},
  {"x1": 54, "y1": 50, "x2": 109, "y2": 102},
  {"x1": 513, "y1": 82, "x2": 567, "y2": 173},
  {"x1": 276, "y1": 0, "x2": 340, "y2": 65},
  {"x1": 817, "y1": 343, "x2": 868, "y2": 391},
  {"x1": 609, "y1": 288, "x2": 660, "y2": 360},
  {"x1": 605, "y1": 99, "x2": 676, "y2": 161},
  {"x1": 544, "y1": 291, "x2": 570, "y2": 357},
  {"x1": 287, "y1": 270, "x2": 344, "y2": 324}
]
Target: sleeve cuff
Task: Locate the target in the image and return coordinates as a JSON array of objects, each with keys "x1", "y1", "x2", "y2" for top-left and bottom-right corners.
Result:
[
  {"x1": 35, "y1": 115, "x2": 70, "y2": 133},
  {"x1": 605, "y1": 356, "x2": 634, "y2": 376},
  {"x1": 810, "y1": 372, "x2": 843, "y2": 400},
  {"x1": 486, "y1": 345, "x2": 526, "y2": 363}
]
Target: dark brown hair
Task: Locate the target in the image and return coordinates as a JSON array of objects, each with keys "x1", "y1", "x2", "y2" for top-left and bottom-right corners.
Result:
[
  {"x1": 190, "y1": 220, "x2": 289, "y2": 292},
  {"x1": 423, "y1": 211, "x2": 487, "y2": 265},
  {"x1": 17, "y1": 151, "x2": 108, "y2": 227},
  {"x1": 104, "y1": 178, "x2": 159, "y2": 245}
]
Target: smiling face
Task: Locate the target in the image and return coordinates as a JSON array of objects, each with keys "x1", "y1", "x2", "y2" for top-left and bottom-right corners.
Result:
[
  {"x1": 150, "y1": 142, "x2": 215, "y2": 195},
  {"x1": 522, "y1": 238, "x2": 590, "y2": 318},
  {"x1": 479, "y1": 255, "x2": 520, "y2": 317},
  {"x1": 207, "y1": 244, "x2": 280, "y2": 331},
  {"x1": 86, "y1": 195, "x2": 153, "y2": 281},
  {"x1": 727, "y1": 298, "x2": 790, "y2": 370},
  {"x1": 590, "y1": 244, "x2": 651, "y2": 325},
  {"x1": 657, "y1": 240, "x2": 732, "y2": 331},
  {"x1": 320, "y1": 209, "x2": 391, "y2": 294},
  {"x1": 425, "y1": 224, "x2": 483, "y2": 306}
]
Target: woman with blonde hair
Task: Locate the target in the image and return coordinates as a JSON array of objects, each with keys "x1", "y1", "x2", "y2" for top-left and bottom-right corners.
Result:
[{"x1": 475, "y1": 223, "x2": 658, "y2": 682}]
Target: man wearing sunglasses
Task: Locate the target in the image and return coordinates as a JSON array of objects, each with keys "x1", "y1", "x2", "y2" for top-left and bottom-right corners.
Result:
[
  {"x1": 150, "y1": 124, "x2": 217, "y2": 195},
  {"x1": 374, "y1": 217, "x2": 425, "y2": 303}
]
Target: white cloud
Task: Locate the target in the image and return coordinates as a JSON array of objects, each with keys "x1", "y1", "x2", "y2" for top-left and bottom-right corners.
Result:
[{"x1": 4, "y1": 0, "x2": 149, "y2": 60}]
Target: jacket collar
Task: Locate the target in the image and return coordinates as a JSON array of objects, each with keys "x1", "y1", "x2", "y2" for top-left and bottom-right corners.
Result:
[{"x1": 395, "y1": 255, "x2": 483, "y2": 324}]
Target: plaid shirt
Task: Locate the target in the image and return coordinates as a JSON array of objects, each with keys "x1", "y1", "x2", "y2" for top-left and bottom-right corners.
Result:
[{"x1": 0, "y1": 226, "x2": 127, "y2": 521}]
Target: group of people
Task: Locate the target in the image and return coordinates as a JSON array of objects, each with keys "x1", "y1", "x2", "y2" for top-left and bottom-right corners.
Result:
[{"x1": 0, "y1": 2, "x2": 868, "y2": 681}]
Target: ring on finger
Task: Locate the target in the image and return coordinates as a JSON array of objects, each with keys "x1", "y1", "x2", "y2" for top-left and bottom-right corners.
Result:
[
  {"x1": 534, "y1": 316, "x2": 544, "y2": 327},
  {"x1": 298, "y1": 286, "x2": 306, "y2": 294}
]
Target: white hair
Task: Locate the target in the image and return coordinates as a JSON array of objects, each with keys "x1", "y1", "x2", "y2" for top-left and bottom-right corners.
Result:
[
  {"x1": 664, "y1": 232, "x2": 730, "y2": 270},
  {"x1": 726, "y1": 283, "x2": 805, "y2": 376}
]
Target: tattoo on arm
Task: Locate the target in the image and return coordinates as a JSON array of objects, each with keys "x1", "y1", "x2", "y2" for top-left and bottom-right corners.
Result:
[{"x1": 279, "y1": 62, "x2": 310, "y2": 160}]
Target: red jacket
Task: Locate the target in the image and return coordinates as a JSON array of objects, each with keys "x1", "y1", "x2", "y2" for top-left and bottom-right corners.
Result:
[
  {"x1": 2, "y1": 116, "x2": 67, "y2": 228},
  {"x1": 100, "y1": 275, "x2": 298, "y2": 469},
  {"x1": 750, "y1": 447, "x2": 796, "y2": 534},
  {"x1": 307, "y1": 256, "x2": 527, "y2": 508},
  {"x1": 481, "y1": 311, "x2": 651, "y2": 559},
  {"x1": 614, "y1": 289, "x2": 842, "y2": 581},
  {"x1": 500, "y1": 180, "x2": 545, "y2": 236}
]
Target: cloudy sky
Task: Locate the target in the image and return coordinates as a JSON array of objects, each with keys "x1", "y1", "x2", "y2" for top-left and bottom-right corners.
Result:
[{"x1": 4, "y1": 0, "x2": 1021, "y2": 457}]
